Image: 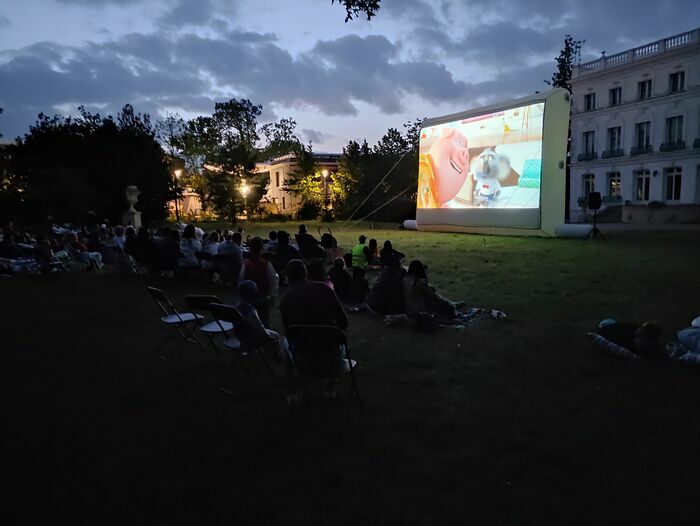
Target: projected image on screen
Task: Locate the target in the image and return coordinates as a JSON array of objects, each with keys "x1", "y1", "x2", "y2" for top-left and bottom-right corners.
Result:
[{"x1": 417, "y1": 102, "x2": 544, "y2": 210}]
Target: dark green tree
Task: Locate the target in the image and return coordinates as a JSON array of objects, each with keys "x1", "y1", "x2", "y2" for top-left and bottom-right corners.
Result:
[
  {"x1": 331, "y1": 0, "x2": 381, "y2": 21},
  {"x1": 546, "y1": 34, "x2": 583, "y2": 93},
  {"x1": 5, "y1": 105, "x2": 173, "y2": 225},
  {"x1": 546, "y1": 34, "x2": 583, "y2": 221}
]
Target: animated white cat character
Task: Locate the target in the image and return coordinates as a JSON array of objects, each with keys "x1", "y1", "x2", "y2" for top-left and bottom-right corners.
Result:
[{"x1": 473, "y1": 149, "x2": 511, "y2": 207}]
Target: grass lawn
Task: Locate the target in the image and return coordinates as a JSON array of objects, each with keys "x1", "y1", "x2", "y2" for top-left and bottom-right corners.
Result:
[{"x1": 5, "y1": 222, "x2": 700, "y2": 525}]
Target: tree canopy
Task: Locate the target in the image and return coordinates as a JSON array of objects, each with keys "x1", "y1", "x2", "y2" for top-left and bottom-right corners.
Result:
[
  {"x1": 3, "y1": 105, "x2": 174, "y2": 225},
  {"x1": 332, "y1": 0, "x2": 381, "y2": 21}
]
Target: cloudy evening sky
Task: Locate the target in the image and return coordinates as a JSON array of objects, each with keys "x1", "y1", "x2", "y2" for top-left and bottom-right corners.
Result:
[{"x1": 1, "y1": 0, "x2": 698, "y2": 150}]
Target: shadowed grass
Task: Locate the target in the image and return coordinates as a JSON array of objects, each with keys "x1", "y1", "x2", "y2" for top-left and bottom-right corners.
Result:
[{"x1": 5, "y1": 223, "x2": 700, "y2": 524}]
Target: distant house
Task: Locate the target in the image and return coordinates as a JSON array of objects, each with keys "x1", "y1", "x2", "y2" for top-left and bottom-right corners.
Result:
[
  {"x1": 255, "y1": 153, "x2": 341, "y2": 215},
  {"x1": 569, "y1": 28, "x2": 700, "y2": 223}
]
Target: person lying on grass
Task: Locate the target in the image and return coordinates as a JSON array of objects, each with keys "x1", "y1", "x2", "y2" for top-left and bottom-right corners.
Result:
[{"x1": 589, "y1": 317, "x2": 700, "y2": 364}]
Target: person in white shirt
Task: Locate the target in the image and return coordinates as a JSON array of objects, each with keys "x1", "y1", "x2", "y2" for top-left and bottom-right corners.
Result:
[{"x1": 179, "y1": 224, "x2": 201, "y2": 267}]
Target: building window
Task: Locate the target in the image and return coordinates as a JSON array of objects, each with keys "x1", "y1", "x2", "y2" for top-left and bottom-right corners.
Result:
[
  {"x1": 634, "y1": 170, "x2": 651, "y2": 201},
  {"x1": 607, "y1": 126, "x2": 622, "y2": 151},
  {"x1": 638, "y1": 79, "x2": 652, "y2": 100},
  {"x1": 282, "y1": 196, "x2": 286, "y2": 210},
  {"x1": 632, "y1": 121, "x2": 652, "y2": 155},
  {"x1": 669, "y1": 71, "x2": 685, "y2": 93},
  {"x1": 665, "y1": 167, "x2": 682, "y2": 201},
  {"x1": 582, "y1": 173, "x2": 595, "y2": 197},
  {"x1": 665, "y1": 115, "x2": 684, "y2": 145},
  {"x1": 607, "y1": 172, "x2": 621, "y2": 200},
  {"x1": 584, "y1": 93, "x2": 596, "y2": 111},
  {"x1": 275, "y1": 171, "x2": 280, "y2": 187},
  {"x1": 583, "y1": 130, "x2": 596, "y2": 155},
  {"x1": 609, "y1": 87, "x2": 622, "y2": 106}
]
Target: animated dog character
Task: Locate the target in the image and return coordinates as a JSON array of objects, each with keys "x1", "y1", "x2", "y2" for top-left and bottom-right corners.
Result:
[
  {"x1": 472, "y1": 149, "x2": 511, "y2": 207},
  {"x1": 417, "y1": 128, "x2": 469, "y2": 208}
]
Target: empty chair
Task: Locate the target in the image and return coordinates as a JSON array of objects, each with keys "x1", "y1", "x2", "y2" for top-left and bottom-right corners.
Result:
[
  {"x1": 184, "y1": 294, "x2": 233, "y2": 354},
  {"x1": 147, "y1": 286, "x2": 204, "y2": 360},
  {"x1": 285, "y1": 324, "x2": 363, "y2": 411},
  {"x1": 209, "y1": 303, "x2": 277, "y2": 395}
]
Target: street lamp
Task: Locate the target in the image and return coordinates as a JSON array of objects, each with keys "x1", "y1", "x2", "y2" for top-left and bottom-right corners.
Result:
[
  {"x1": 173, "y1": 168, "x2": 183, "y2": 222},
  {"x1": 240, "y1": 180, "x2": 250, "y2": 219},
  {"x1": 321, "y1": 169, "x2": 330, "y2": 214}
]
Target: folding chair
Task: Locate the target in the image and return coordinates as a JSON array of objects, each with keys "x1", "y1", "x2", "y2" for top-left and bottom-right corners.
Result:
[
  {"x1": 147, "y1": 286, "x2": 204, "y2": 360},
  {"x1": 209, "y1": 303, "x2": 277, "y2": 395},
  {"x1": 184, "y1": 295, "x2": 233, "y2": 354},
  {"x1": 285, "y1": 325, "x2": 363, "y2": 412}
]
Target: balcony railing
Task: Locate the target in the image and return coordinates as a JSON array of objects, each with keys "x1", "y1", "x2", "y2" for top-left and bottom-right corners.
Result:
[
  {"x1": 630, "y1": 145, "x2": 653, "y2": 156},
  {"x1": 659, "y1": 141, "x2": 686, "y2": 152},
  {"x1": 574, "y1": 28, "x2": 699, "y2": 77},
  {"x1": 602, "y1": 149, "x2": 624, "y2": 159},
  {"x1": 577, "y1": 151, "x2": 598, "y2": 162}
]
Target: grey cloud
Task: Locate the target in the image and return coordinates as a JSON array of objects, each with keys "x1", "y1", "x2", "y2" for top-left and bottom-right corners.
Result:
[
  {"x1": 0, "y1": 15, "x2": 11, "y2": 27},
  {"x1": 302, "y1": 129, "x2": 332, "y2": 144}
]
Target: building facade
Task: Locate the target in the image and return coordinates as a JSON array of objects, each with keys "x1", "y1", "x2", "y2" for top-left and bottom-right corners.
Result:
[
  {"x1": 569, "y1": 28, "x2": 700, "y2": 222},
  {"x1": 256, "y1": 153, "x2": 340, "y2": 215}
]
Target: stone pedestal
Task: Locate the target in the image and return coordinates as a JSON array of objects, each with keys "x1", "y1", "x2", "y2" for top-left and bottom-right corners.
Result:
[{"x1": 122, "y1": 209, "x2": 142, "y2": 228}]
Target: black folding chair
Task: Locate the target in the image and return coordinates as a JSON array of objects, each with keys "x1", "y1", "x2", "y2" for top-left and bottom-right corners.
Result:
[
  {"x1": 285, "y1": 325, "x2": 363, "y2": 411},
  {"x1": 209, "y1": 303, "x2": 277, "y2": 395},
  {"x1": 147, "y1": 286, "x2": 204, "y2": 360},
  {"x1": 184, "y1": 295, "x2": 232, "y2": 355}
]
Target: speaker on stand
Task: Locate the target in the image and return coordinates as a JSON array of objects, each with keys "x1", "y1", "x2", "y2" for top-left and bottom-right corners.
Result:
[{"x1": 587, "y1": 192, "x2": 606, "y2": 240}]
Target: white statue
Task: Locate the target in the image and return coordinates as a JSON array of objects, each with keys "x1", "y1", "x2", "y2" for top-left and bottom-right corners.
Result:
[
  {"x1": 122, "y1": 185, "x2": 142, "y2": 228},
  {"x1": 125, "y1": 185, "x2": 141, "y2": 212}
]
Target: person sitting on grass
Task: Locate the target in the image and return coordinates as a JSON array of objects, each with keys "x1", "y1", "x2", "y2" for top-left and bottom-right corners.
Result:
[
  {"x1": 402, "y1": 260, "x2": 459, "y2": 319},
  {"x1": 366, "y1": 238, "x2": 381, "y2": 267},
  {"x1": 307, "y1": 258, "x2": 334, "y2": 289},
  {"x1": 280, "y1": 259, "x2": 349, "y2": 403},
  {"x1": 351, "y1": 235, "x2": 369, "y2": 269},
  {"x1": 179, "y1": 224, "x2": 201, "y2": 268},
  {"x1": 380, "y1": 240, "x2": 405, "y2": 268},
  {"x1": 112, "y1": 225, "x2": 127, "y2": 250},
  {"x1": 348, "y1": 267, "x2": 370, "y2": 306},
  {"x1": 328, "y1": 257, "x2": 351, "y2": 302}
]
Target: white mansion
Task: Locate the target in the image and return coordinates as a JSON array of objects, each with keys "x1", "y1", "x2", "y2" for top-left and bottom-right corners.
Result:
[{"x1": 569, "y1": 28, "x2": 700, "y2": 222}]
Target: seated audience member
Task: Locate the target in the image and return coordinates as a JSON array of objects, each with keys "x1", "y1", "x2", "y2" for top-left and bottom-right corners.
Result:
[
  {"x1": 367, "y1": 258, "x2": 405, "y2": 314},
  {"x1": 380, "y1": 240, "x2": 405, "y2": 268},
  {"x1": 202, "y1": 231, "x2": 220, "y2": 256},
  {"x1": 351, "y1": 235, "x2": 369, "y2": 269},
  {"x1": 218, "y1": 232, "x2": 242, "y2": 257},
  {"x1": 265, "y1": 231, "x2": 278, "y2": 255},
  {"x1": 0, "y1": 230, "x2": 21, "y2": 258},
  {"x1": 133, "y1": 227, "x2": 153, "y2": 266},
  {"x1": 179, "y1": 224, "x2": 201, "y2": 267},
  {"x1": 112, "y1": 225, "x2": 127, "y2": 250},
  {"x1": 280, "y1": 259, "x2": 349, "y2": 401},
  {"x1": 63, "y1": 232, "x2": 103, "y2": 269},
  {"x1": 296, "y1": 224, "x2": 324, "y2": 260},
  {"x1": 240, "y1": 237, "x2": 278, "y2": 327},
  {"x1": 237, "y1": 280, "x2": 281, "y2": 355},
  {"x1": 402, "y1": 260, "x2": 456, "y2": 319},
  {"x1": 275, "y1": 231, "x2": 301, "y2": 272},
  {"x1": 349, "y1": 267, "x2": 370, "y2": 306},
  {"x1": 328, "y1": 257, "x2": 351, "y2": 302},
  {"x1": 307, "y1": 258, "x2": 334, "y2": 289},
  {"x1": 367, "y1": 239, "x2": 380, "y2": 267}
]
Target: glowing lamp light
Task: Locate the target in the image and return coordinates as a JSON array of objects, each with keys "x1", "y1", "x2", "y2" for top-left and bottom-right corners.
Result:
[
  {"x1": 174, "y1": 168, "x2": 183, "y2": 178},
  {"x1": 240, "y1": 182, "x2": 250, "y2": 196},
  {"x1": 321, "y1": 169, "x2": 329, "y2": 178}
]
